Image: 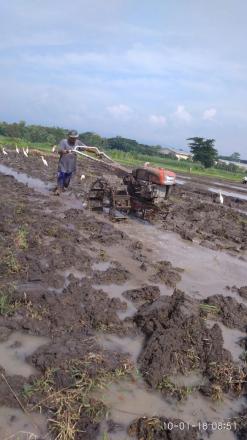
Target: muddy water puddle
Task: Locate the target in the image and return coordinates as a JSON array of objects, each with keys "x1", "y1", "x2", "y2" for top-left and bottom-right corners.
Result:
[
  {"x1": 0, "y1": 332, "x2": 49, "y2": 377},
  {"x1": 0, "y1": 164, "x2": 85, "y2": 212},
  {"x1": 209, "y1": 187, "x2": 247, "y2": 201},
  {"x1": 97, "y1": 334, "x2": 144, "y2": 362},
  {"x1": 98, "y1": 378, "x2": 244, "y2": 440},
  {"x1": 113, "y1": 222, "x2": 247, "y2": 299},
  {"x1": 0, "y1": 163, "x2": 51, "y2": 194},
  {"x1": 0, "y1": 406, "x2": 49, "y2": 440},
  {"x1": 92, "y1": 261, "x2": 112, "y2": 271},
  {"x1": 93, "y1": 282, "x2": 138, "y2": 318}
]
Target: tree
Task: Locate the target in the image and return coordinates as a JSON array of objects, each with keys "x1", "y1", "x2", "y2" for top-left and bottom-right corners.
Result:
[
  {"x1": 187, "y1": 137, "x2": 218, "y2": 168},
  {"x1": 230, "y1": 152, "x2": 241, "y2": 162}
]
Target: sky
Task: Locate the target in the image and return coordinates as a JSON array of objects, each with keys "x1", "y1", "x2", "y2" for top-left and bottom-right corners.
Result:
[{"x1": 0, "y1": 0, "x2": 247, "y2": 156}]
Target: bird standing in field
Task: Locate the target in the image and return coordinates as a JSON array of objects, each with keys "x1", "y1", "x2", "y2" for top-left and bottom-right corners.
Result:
[
  {"x1": 41, "y1": 156, "x2": 48, "y2": 167},
  {"x1": 219, "y1": 190, "x2": 224, "y2": 204},
  {"x1": 26, "y1": 147, "x2": 29, "y2": 154},
  {"x1": 52, "y1": 145, "x2": 57, "y2": 152},
  {"x1": 2, "y1": 147, "x2": 8, "y2": 155},
  {"x1": 80, "y1": 174, "x2": 85, "y2": 180},
  {"x1": 16, "y1": 145, "x2": 20, "y2": 154},
  {"x1": 23, "y1": 148, "x2": 28, "y2": 157}
]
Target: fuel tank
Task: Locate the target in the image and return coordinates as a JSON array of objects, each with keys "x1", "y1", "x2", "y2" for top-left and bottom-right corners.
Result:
[{"x1": 132, "y1": 166, "x2": 176, "y2": 186}]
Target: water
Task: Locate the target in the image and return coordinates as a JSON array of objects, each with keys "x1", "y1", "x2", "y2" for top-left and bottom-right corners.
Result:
[
  {"x1": 0, "y1": 332, "x2": 49, "y2": 377},
  {"x1": 176, "y1": 174, "x2": 247, "y2": 201},
  {"x1": 97, "y1": 378, "x2": 244, "y2": 440},
  {"x1": 93, "y1": 281, "x2": 138, "y2": 319},
  {"x1": 59, "y1": 267, "x2": 86, "y2": 279},
  {"x1": 0, "y1": 164, "x2": 85, "y2": 211},
  {"x1": 92, "y1": 261, "x2": 112, "y2": 271},
  {"x1": 208, "y1": 187, "x2": 247, "y2": 201},
  {"x1": 97, "y1": 333, "x2": 144, "y2": 363},
  {"x1": 0, "y1": 406, "x2": 49, "y2": 439},
  {"x1": 114, "y1": 222, "x2": 247, "y2": 300},
  {"x1": 0, "y1": 163, "x2": 51, "y2": 194}
]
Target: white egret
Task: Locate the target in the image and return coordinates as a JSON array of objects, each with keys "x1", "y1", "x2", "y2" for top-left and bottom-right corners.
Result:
[
  {"x1": 52, "y1": 145, "x2": 57, "y2": 152},
  {"x1": 2, "y1": 147, "x2": 8, "y2": 155},
  {"x1": 80, "y1": 174, "x2": 85, "y2": 180},
  {"x1": 23, "y1": 148, "x2": 28, "y2": 158},
  {"x1": 16, "y1": 145, "x2": 20, "y2": 154},
  {"x1": 219, "y1": 190, "x2": 224, "y2": 205},
  {"x1": 41, "y1": 156, "x2": 48, "y2": 167}
]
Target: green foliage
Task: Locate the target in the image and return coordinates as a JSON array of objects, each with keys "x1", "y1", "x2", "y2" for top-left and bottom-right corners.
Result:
[
  {"x1": 79, "y1": 131, "x2": 107, "y2": 149},
  {"x1": 215, "y1": 161, "x2": 240, "y2": 173},
  {"x1": 230, "y1": 152, "x2": 241, "y2": 161},
  {"x1": 187, "y1": 137, "x2": 218, "y2": 168},
  {"x1": 106, "y1": 135, "x2": 163, "y2": 157},
  {"x1": 0, "y1": 122, "x2": 245, "y2": 181},
  {"x1": 0, "y1": 120, "x2": 67, "y2": 143}
]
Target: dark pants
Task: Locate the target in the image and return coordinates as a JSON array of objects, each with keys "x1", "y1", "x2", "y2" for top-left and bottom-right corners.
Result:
[{"x1": 57, "y1": 171, "x2": 72, "y2": 189}]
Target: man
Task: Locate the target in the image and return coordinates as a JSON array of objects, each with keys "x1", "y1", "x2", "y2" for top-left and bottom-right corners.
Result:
[{"x1": 54, "y1": 129, "x2": 101, "y2": 195}]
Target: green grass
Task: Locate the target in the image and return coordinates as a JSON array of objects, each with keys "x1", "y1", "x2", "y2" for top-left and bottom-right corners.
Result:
[
  {"x1": 0, "y1": 285, "x2": 17, "y2": 315},
  {"x1": 3, "y1": 251, "x2": 21, "y2": 273},
  {"x1": 1, "y1": 135, "x2": 246, "y2": 182},
  {"x1": 0, "y1": 294, "x2": 13, "y2": 315},
  {"x1": 15, "y1": 226, "x2": 28, "y2": 250}
]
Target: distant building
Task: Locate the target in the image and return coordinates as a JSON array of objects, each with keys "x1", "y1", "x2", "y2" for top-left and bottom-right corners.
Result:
[{"x1": 160, "y1": 147, "x2": 193, "y2": 160}]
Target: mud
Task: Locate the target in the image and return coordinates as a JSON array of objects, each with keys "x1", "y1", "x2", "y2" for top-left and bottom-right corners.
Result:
[
  {"x1": 161, "y1": 184, "x2": 247, "y2": 252},
  {"x1": 134, "y1": 290, "x2": 242, "y2": 391},
  {"x1": 122, "y1": 285, "x2": 161, "y2": 305},
  {"x1": 0, "y1": 150, "x2": 247, "y2": 440},
  {"x1": 202, "y1": 295, "x2": 247, "y2": 331}
]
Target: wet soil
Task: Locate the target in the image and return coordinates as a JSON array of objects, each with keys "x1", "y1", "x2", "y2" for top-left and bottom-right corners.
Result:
[{"x1": 0, "y1": 149, "x2": 247, "y2": 440}]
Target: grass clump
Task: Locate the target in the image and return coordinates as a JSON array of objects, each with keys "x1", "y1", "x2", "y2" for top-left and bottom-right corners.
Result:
[
  {"x1": 3, "y1": 251, "x2": 21, "y2": 273},
  {"x1": 200, "y1": 303, "x2": 220, "y2": 316},
  {"x1": 26, "y1": 355, "x2": 133, "y2": 440},
  {"x1": 208, "y1": 362, "x2": 246, "y2": 395},
  {"x1": 0, "y1": 294, "x2": 13, "y2": 315},
  {"x1": 0, "y1": 285, "x2": 18, "y2": 315},
  {"x1": 157, "y1": 376, "x2": 194, "y2": 400},
  {"x1": 14, "y1": 226, "x2": 28, "y2": 250}
]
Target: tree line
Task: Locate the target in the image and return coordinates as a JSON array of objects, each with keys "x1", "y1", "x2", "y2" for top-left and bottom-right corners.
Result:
[
  {"x1": 0, "y1": 120, "x2": 165, "y2": 158},
  {"x1": 0, "y1": 120, "x2": 243, "y2": 171}
]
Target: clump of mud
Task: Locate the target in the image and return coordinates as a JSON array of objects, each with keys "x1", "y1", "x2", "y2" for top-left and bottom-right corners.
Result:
[
  {"x1": 128, "y1": 416, "x2": 199, "y2": 440},
  {"x1": 161, "y1": 186, "x2": 247, "y2": 252},
  {"x1": 150, "y1": 260, "x2": 183, "y2": 286},
  {"x1": 232, "y1": 409, "x2": 247, "y2": 440},
  {"x1": 122, "y1": 285, "x2": 160, "y2": 305},
  {"x1": 135, "y1": 290, "x2": 245, "y2": 397},
  {"x1": 238, "y1": 286, "x2": 247, "y2": 300},
  {"x1": 202, "y1": 295, "x2": 247, "y2": 331}
]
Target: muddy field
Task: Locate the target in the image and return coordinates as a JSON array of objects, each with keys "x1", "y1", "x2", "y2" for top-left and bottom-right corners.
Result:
[{"x1": 0, "y1": 149, "x2": 247, "y2": 440}]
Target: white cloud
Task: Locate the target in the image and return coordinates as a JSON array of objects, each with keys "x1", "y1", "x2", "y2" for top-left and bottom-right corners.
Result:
[
  {"x1": 173, "y1": 105, "x2": 192, "y2": 123},
  {"x1": 203, "y1": 108, "x2": 217, "y2": 120},
  {"x1": 106, "y1": 104, "x2": 133, "y2": 118},
  {"x1": 149, "y1": 114, "x2": 167, "y2": 126}
]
